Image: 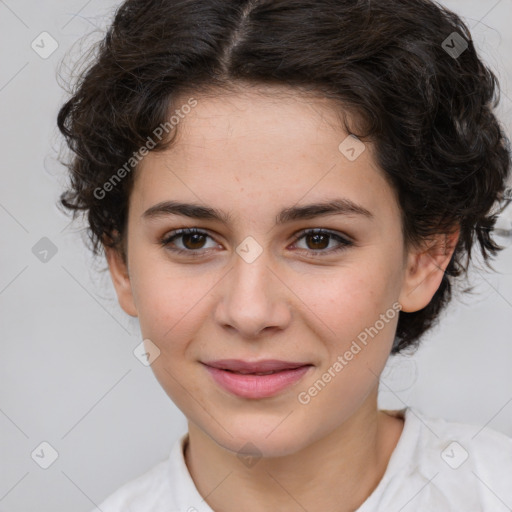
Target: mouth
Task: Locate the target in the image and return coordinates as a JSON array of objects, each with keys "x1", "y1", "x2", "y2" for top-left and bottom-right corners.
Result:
[
  {"x1": 201, "y1": 359, "x2": 313, "y2": 399},
  {"x1": 203, "y1": 359, "x2": 311, "y2": 372}
]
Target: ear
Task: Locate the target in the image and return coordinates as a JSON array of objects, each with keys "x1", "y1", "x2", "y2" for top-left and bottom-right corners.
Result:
[
  {"x1": 398, "y1": 228, "x2": 460, "y2": 313},
  {"x1": 104, "y1": 244, "x2": 138, "y2": 317}
]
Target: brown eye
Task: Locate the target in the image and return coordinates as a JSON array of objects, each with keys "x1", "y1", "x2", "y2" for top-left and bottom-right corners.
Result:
[
  {"x1": 160, "y1": 227, "x2": 353, "y2": 259},
  {"x1": 304, "y1": 232, "x2": 330, "y2": 250},
  {"x1": 292, "y1": 229, "x2": 353, "y2": 256},
  {"x1": 181, "y1": 232, "x2": 207, "y2": 250},
  {"x1": 160, "y1": 228, "x2": 218, "y2": 256}
]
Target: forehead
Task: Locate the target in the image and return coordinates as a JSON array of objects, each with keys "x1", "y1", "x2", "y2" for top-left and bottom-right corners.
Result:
[{"x1": 131, "y1": 85, "x2": 400, "y2": 226}]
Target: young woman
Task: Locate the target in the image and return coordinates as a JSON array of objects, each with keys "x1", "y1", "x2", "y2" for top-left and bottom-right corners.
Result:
[{"x1": 57, "y1": 0, "x2": 512, "y2": 510}]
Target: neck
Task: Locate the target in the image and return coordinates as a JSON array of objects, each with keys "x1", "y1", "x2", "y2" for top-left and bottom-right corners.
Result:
[{"x1": 184, "y1": 391, "x2": 404, "y2": 512}]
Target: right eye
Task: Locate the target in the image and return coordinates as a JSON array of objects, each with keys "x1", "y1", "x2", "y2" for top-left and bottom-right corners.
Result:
[{"x1": 160, "y1": 228, "x2": 220, "y2": 257}]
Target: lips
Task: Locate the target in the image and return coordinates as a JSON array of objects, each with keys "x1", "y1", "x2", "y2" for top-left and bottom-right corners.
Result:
[
  {"x1": 203, "y1": 359, "x2": 310, "y2": 373},
  {"x1": 202, "y1": 359, "x2": 313, "y2": 399}
]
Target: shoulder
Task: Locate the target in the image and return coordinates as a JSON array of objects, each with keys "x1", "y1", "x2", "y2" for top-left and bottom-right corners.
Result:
[
  {"x1": 91, "y1": 458, "x2": 171, "y2": 512},
  {"x1": 90, "y1": 433, "x2": 188, "y2": 512},
  {"x1": 408, "y1": 407, "x2": 512, "y2": 471},
  {"x1": 382, "y1": 407, "x2": 512, "y2": 511}
]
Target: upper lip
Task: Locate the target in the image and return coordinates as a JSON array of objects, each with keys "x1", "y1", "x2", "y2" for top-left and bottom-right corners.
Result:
[{"x1": 203, "y1": 359, "x2": 312, "y2": 373}]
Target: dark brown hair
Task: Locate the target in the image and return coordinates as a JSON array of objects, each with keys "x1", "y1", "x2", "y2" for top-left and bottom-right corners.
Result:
[{"x1": 57, "y1": 0, "x2": 511, "y2": 354}]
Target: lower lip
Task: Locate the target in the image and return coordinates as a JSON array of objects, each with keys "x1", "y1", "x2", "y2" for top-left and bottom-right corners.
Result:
[{"x1": 203, "y1": 365, "x2": 312, "y2": 399}]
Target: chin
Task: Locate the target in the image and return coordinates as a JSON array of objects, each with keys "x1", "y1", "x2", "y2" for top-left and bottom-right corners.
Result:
[
  {"x1": 203, "y1": 416, "x2": 316, "y2": 459},
  {"x1": 225, "y1": 433, "x2": 305, "y2": 459}
]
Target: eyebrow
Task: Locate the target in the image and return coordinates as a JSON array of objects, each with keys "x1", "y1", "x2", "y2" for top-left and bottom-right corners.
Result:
[{"x1": 142, "y1": 198, "x2": 373, "y2": 224}]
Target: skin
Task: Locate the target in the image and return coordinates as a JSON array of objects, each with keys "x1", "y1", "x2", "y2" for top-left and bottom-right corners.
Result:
[{"x1": 106, "y1": 84, "x2": 459, "y2": 511}]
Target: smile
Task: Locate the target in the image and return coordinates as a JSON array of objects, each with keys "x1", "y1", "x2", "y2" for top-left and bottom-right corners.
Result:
[{"x1": 202, "y1": 359, "x2": 313, "y2": 399}]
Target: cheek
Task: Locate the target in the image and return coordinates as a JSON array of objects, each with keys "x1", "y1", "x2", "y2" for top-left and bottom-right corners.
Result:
[
  {"x1": 296, "y1": 271, "x2": 399, "y2": 423},
  {"x1": 131, "y1": 259, "x2": 217, "y2": 354},
  {"x1": 132, "y1": 265, "x2": 209, "y2": 403},
  {"x1": 298, "y1": 264, "x2": 395, "y2": 343}
]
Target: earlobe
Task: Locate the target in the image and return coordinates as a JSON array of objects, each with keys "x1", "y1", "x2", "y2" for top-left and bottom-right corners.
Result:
[
  {"x1": 104, "y1": 244, "x2": 138, "y2": 317},
  {"x1": 398, "y1": 229, "x2": 460, "y2": 313}
]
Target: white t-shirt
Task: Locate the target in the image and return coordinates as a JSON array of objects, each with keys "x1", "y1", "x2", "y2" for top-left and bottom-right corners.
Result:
[{"x1": 92, "y1": 407, "x2": 512, "y2": 511}]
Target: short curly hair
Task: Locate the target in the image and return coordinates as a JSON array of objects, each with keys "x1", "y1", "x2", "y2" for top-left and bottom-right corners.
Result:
[{"x1": 57, "y1": 0, "x2": 511, "y2": 354}]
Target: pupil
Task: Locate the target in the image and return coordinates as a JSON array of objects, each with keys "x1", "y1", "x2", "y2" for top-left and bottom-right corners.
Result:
[
  {"x1": 308, "y1": 233, "x2": 328, "y2": 250},
  {"x1": 184, "y1": 233, "x2": 205, "y2": 250}
]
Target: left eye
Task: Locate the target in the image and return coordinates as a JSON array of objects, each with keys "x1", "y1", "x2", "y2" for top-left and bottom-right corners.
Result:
[
  {"x1": 160, "y1": 228, "x2": 353, "y2": 257},
  {"x1": 292, "y1": 228, "x2": 353, "y2": 254}
]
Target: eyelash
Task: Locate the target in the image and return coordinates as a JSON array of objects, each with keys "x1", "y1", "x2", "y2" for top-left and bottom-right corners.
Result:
[{"x1": 159, "y1": 227, "x2": 353, "y2": 258}]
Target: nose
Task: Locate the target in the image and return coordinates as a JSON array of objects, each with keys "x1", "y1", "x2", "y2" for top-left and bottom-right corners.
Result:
[{"x1": 214, "y1": 248, "x2": 292, "y2": 339}]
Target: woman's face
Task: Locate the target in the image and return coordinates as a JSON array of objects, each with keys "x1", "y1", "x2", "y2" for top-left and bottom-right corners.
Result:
[{"x1": 107, "y1": 85, "x2": 444, "y2": 457}]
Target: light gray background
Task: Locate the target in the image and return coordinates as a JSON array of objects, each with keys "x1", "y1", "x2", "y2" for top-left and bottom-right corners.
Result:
[{"x1": 1, "y1": 1, "x2": 511, "y2": 511}]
